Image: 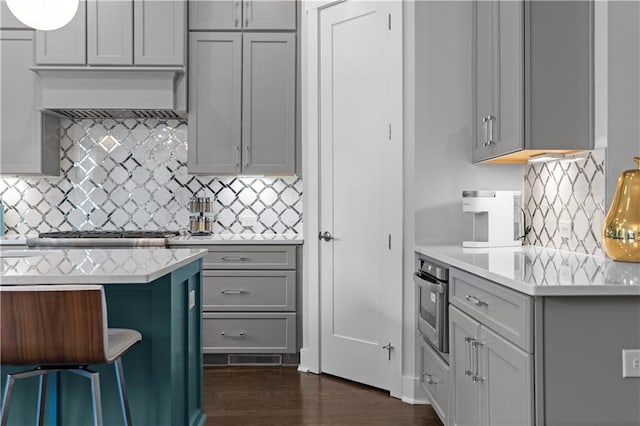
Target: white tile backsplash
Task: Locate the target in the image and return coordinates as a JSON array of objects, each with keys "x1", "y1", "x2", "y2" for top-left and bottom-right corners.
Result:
[
  {"x1": 0, "y1": 119, "x2": 303, "y2": 235},
  {"x1": 523, "y1": 149, "x2": 606, "y2": 255}
]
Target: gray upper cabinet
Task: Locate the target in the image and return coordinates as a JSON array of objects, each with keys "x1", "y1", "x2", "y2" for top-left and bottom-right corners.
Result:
[
  {"x1": 0, "y1": 30, "x2": 60, "y2": 176},
  {"x1": 87, "y1": 0, "x2": 133, "y2": 65},
  {"x1": 244, "y1": 0, "x2": 296, "y2": 30},
  {"x1": 188, "y1": 33, "x2": 242, "y2": 174},
  {"x1": 189, "y1": 32, "x2": 296, "y2": 175},
  {"x1": 473, "y1": 0, "x2": 601, "y2": 164},
  {"x1": 35, "y1": 0, "x2": 86, "y2": 65},
  {"x1": 242, "y1": 33, "x2": 295, "y2": 175},
  {"x1": 34, "y1": 0, "x2": 185, "y2": 67},
  {"x1": 189, "y1": 0, "x2": 241, "y2": 30},
  {"x1": 473, "y1": 0, "x2": 524, "y2": 163},
  {"x1": 134, "y1": 0, "x2": 186, "y2": 66},
  {"x1": 188, "y1": 0, "x2": 295, "y2": 31}
]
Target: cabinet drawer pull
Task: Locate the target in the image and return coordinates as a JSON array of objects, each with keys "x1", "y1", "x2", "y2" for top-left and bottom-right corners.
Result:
[
  {"x1": 422, "y1": 372, "x2": 438, "y2": 385},
  {"x1": 221, "y1": 256, "x2": 248, "y2": 262},
  {"x1": 221, "y1": 290, "x2": 248, "y2": 295},
  {"x1": 465, "y1": 294, "x2": 488, "y2": 307},
  {"x1": 221, "y1": 331, "x2": 245, "y2": 337},
  {"x1": 482, "y1": 115, "x2": 495, "y2": 147}
]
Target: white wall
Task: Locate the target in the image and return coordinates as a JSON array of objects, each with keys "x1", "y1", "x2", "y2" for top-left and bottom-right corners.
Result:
[
  {"x1": 607, "y1": 1, "x2": 640, "y2": 206},
  {"x1": 413, "y1": 1, "x2": 522, "y2": 246}
]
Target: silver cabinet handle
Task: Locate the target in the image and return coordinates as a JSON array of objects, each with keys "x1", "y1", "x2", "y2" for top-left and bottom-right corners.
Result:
[
  {"x1": 234, "y1": 0, "x2": 240, "y2": 28},
  {"x1": 221, "y1": 256, "x2": 248, "y2": 261},
  {"x1": 422, "y1": 372, "x2": 438, "y2": 385},
  {"x1": 220, "y1": 331, "x2": 245, "y2": 337},
  {"x1": 220, "y1": 290, "x2": 248, "y2": 295},
  {"x1": 465, "y1": 294, "x2": 488, "y2": 307},
  {"x1": 471, "y1": 340, "x2": 485, "y2": 383},
  {"x1": 244, "y1": 0, "x2": 250, "y2": 27},
  {"x1": 244, "y1": 145, "x2": 250, "y2": 169},
  {"x1": 464, "y1": 336, "x2": 475, "y2": 377},
  {"x1": 483, "y1": 115, "x2": 495, "y2": 147},
  {"x1": 234, "y1": 145, "x2": 240, "y2": 169},
  {"x1": 319, "y1": 231, "x2": 334, "y2": 242}
]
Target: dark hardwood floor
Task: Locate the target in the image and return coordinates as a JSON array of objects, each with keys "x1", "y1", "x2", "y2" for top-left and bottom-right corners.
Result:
[{"x1": 204, "y1": 366, "x2": 444, "y2": 426}]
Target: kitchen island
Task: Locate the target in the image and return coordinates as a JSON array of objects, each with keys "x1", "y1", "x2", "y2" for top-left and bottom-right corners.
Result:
[
  {"x1": 414, "y1": 245, "x2": 640, "y2": 426},
  {"x1": 0, "y1": 248, "x2": 208, "y2": 426}
]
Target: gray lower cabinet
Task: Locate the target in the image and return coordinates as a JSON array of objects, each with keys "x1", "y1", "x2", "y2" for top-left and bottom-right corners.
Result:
[
  {"x1": 419, "y1": 336, "x2": 449, "y2": 425},
  {"x1": 191, "y1": 245, "x2": 298, "y2": 356},
  {"x1": 188, "y1": 32, "x2": 295, "y2": 175},
  {"x1": 0, "y1": 30, "x2": 59, "y2": 176},
  {"x1": 188, "y1": 0, "x2": 296, "y2": 31},
  {"x1": 450, "y1": 305, "x2": 533, "y2": 426},
  {"x1": 473, "y1": 0, "x2": 601, "y2": 163}
]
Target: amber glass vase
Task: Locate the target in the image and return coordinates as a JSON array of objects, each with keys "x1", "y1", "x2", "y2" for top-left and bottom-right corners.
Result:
[{"x1": 602, "y1": 157, "x2": 640, "y2": 262}]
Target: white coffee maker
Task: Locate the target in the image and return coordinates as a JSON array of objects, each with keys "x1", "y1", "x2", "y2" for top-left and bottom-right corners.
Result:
[{"x1": 462, "y1": 190, "x2": 522, "y2": 248}]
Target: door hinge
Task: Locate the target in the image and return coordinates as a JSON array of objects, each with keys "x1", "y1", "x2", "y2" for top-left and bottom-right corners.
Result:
[
  {"x1": 388, "y1": 123, "x2": 392, "y2": 140},
  {"x1": 388, "y1": 13, "x2": 391, "y2": 30},
  {"x1": 388, "y1": 234, "x2": 391, "y2": 250}
]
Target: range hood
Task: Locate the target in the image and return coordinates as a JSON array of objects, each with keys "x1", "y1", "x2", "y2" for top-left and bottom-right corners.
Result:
[{"x1": 31, "y1": 66, "x2": 187, "y2": 119}]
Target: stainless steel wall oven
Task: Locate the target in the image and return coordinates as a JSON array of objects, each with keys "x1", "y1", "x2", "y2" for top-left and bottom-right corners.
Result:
[{"x1": 414, "y1": 254, "x2": 449, "y2": 354}]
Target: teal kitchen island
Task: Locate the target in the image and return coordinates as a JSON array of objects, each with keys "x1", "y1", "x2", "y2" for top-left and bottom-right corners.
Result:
[{"x1": 0, "y1": 248, "x2": 208, "y2": 426}]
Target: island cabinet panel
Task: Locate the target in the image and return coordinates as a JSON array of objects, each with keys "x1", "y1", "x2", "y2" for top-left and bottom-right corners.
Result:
[
  {"x1": 0, "y1": 260, "x2": 206, "y2": 426},
  {"x1": 35, "y1": 0, "x2": 86, "y2": 65}
]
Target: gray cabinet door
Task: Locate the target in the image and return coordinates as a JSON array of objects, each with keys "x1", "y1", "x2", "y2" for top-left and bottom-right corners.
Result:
[
  {"x1": 242, "y1": 33, "x2": 295, "y2": 175},
  {"x1": 35, "y1": 0, "x2": 86, "y2": 65},
  {"x1": 87, "y1": 0, "x2": 133, "y2": 65},
  {"x1": 189, "y1": 0, "x2": 241, "y2": 30},
  {"x1": 0, "y1": 30, "x2": 59, "y2": 176},
  {"x1": 188, "y1": 32, "x2": 242, "y2": 174},
  {"x1": 479, "y1": 326, "x2": 533, "y2": 426},
  {"x1": 244, "y1": 0, "x2": 296, "y2": 30},
  {"x1": 450, "y1": 306, "x2": 482, "y2": 426},
  {"x1": 134, "y1": 0, "x2": 185, "y2": 66},
  {"x1": 473, "y1": 0, "x2": 524, "y2": 163}
]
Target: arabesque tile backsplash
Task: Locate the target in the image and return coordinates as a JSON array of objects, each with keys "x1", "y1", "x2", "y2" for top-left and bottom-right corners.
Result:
[
  {"x1": 0, "y1": 119, "x2": 303, "y2": 235},
  {"x1": 523, "y1": 149, "x2": 606, "y2": 256}
]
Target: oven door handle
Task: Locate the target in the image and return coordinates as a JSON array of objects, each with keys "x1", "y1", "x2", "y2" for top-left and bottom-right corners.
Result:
[{"x1": 413, "y1": 273, "x2": 445, "y2": 294}]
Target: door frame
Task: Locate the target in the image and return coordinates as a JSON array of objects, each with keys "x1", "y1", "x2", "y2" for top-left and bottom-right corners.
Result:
[{"x1": 300, "y1": 0, "x2": 404, "y2": 399}]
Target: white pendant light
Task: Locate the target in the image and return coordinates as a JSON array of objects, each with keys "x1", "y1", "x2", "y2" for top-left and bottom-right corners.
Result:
[{"x1": 6, "y1": 0, "x2": 79, "y2": 31}]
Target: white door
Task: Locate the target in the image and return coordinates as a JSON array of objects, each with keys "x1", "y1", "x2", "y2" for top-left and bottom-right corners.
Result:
[{"x1": 319, "y1": 0, "x2": 402, "y2": 391}]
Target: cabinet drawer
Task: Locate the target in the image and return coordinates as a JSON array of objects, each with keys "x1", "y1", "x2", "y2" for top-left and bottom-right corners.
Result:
[
  {"x1": 203, "y1": 270, "x2": 296, "y2": 311},
  {"x1": 201, "y1": 246, "x2": 296, "y2": 270},
  {"x1": 419, "y1": 336, "x2": 449, "y2": 425},
  {"x1": 450, "y1": 268, "x2": 533, "y2": 352},
  {"x1": 203, "y1": 313, "x2": 296, "y2": 353}
]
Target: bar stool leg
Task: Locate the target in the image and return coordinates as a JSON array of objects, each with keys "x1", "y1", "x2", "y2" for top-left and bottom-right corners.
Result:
[
  {"x1": 89, "y1": 372, "x2": 103, "y2": 426},
  {"x1": 0, "y1": 374, "x2": 16, "y2": 426},
  {"x1": 36, "y1": 373, "x2": 48, "y2": 426},
  {"x1": 114, "y1": 358, "x2": 133, "y2": 426}
]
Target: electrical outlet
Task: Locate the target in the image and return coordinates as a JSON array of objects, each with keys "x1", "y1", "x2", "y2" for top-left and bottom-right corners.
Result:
[
  {"x1": 622, "y1": 349, "x2": 640, "y2": 378},
  {"x1": 558, "y1": 220, "x2": 573, "y2": 239},
  {"x1": 240, "y1": 215, "x2": 257, "y2": 227}
]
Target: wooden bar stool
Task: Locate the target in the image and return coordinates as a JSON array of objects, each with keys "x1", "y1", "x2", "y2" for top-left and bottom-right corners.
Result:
[{"x1": 0, "y1": 285, "x2": 142, "y2": 426}]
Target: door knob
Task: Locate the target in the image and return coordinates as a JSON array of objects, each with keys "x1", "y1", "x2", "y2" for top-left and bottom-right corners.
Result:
[{"x1": 319, "y1": 231, "x2": 334, "y2": 241}]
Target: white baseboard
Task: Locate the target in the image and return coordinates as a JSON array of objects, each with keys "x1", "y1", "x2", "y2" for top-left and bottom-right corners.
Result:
[
  {"x1": 402, "y1": 374, "x2": 429, "y2": 405},
  {"x1": 298, "y1": 348, "x2": 320, "y2": 374}
]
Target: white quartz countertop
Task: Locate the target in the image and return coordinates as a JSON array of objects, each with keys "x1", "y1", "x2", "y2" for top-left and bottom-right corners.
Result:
[
  {"x1": 167, "y1": 233, "x2": 303, "y2": 246},
  {"x1": 0, "y1": 235, "x2": 30, "y2": 246},
  {"x1": 415, "y1": 245, "x2": 640, "y2": 296},
  {"x1": 0, "y1": 248, "x2": 207, "y2": 285}
]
